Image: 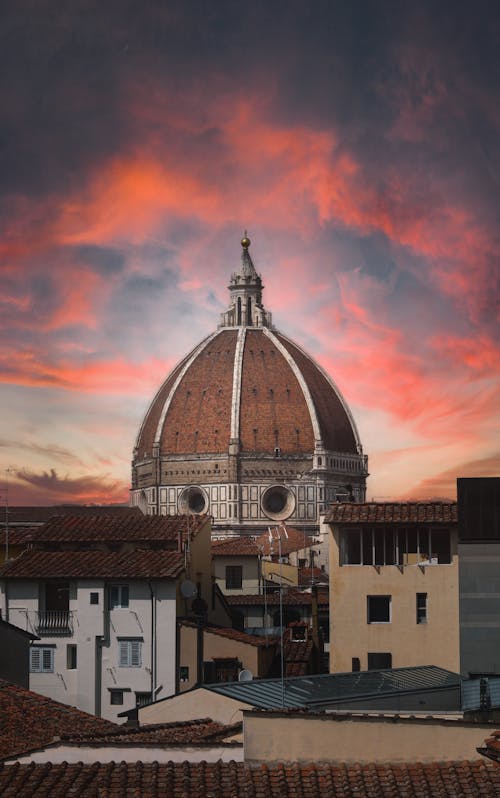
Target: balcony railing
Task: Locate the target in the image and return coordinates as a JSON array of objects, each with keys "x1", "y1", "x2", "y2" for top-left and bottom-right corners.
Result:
[{"x1": 34, "y1": 610, "x2": 74, "y2": 636}]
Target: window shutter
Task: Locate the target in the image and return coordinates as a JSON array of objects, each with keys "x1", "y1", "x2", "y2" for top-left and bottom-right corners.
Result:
[
  {"x1": 119, "y1": 641, "x2": 129, "y2": 667},
  {"x1": 130, "y1": 641, "x2": 141, "y2": 667},
  {"x1": 42, "y1": 648, "x2": 53, "y2": 672},
  {"x1": 121, "y1": 585, "x2": 129, "y2": 608},
  {"x1": 30, "y1": 648, "x2": 41, "y2": 672}
]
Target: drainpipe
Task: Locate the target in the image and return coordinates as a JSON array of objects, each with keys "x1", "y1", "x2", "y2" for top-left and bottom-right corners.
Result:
[
  {"x1": 197, "y1": 616, "x2": 204, "y2": 686},
  {"x1": 311, "y1": 583, "x2": 320, "y2": 671},
  {"x1": 149, "y1": 581, "x2": 157, "y2": 702}
]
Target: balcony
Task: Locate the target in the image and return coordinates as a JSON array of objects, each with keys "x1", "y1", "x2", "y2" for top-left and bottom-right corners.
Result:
[{"x1": 34, "y1": 610, "x2": 74, "y2": 636}]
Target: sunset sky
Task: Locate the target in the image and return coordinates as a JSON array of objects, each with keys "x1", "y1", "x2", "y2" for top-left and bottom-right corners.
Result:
[{"x1": 1, "y1": 1, "x2": 498, "y2": 506}]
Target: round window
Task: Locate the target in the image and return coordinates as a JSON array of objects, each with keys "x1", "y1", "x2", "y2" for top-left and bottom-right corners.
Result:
[
  {"x1": 179, "y1": 486, "x2": 208, "y2": 515},
  {"x1": 261, "y1": 485, "x2": 295, "y2": 521}
]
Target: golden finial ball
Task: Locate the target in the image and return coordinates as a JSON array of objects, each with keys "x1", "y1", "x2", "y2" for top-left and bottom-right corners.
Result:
[{"x1": 241, "y1": 233, "x2": 251, "y2": 248}]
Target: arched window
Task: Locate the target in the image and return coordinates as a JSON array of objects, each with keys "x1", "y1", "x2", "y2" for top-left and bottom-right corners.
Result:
[
  {"x1": 237, "y1": 297, "x2": 242, "y2": 325},
  {"x1": 247, "y1": 297, "x2": 252, "y2": 325}
]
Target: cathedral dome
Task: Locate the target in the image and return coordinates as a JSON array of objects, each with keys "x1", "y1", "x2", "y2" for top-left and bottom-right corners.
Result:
[{"x1": 132, "y1": 236, "x2": 367, "y2": 532}]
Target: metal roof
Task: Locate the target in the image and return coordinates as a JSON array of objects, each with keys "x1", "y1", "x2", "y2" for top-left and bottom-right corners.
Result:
[{"x1": 206, "y1": 665, "x2": 461, "y2": 710}]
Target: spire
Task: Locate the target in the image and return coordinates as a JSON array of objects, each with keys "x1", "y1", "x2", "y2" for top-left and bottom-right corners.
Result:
[{"x1": 219, "y1": 233, "x2": 273, "y2": 329}]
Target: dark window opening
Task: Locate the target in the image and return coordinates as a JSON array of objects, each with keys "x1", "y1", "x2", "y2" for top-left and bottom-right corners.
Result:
[
  {"x1": 368, "y1": 652, "x2": 392, "y2": 670},
  {"x1": 67, "y1": 644, "x2": 77, "y2": 670},
  {"x1": 90, "y1": 592, "x2": 99, "y2": 605},
  {"x1": 225, "y1": 565, "x2": 243, "y2": 590},
  {"x1": 352, "y1": 657, "x2": 361, "y2": 672},
  {"x1": 110, "y1": 690, "x2": 124, "y2": 705},
  {"x1": 417, "y1": 592, "x2": 428, "y2": 624},
  {"x1": 367, "y1": 595, "x2": 391, "y2": 623}
]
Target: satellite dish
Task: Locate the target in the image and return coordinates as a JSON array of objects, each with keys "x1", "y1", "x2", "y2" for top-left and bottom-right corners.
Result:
[
  {"x1": 180, "y1": 580, "x2": 197, "y2": 598},
  {"x1": 238, "y1": 669, "x2": 253, "y2": 682}
]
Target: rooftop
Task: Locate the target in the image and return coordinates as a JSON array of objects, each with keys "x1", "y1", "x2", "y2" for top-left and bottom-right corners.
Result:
[
  {"x1": 225, "y1": 588, "x2": 329, "y2": 607},
  {"x1": 0, "y1": 759, "x2": 497, "y2": 796},
  {"x1": 325, "y1": 501, "x2": 457, "y2": 525},
  {"x1": 206, "y1": 665, "x2": 461, "y2": 710},
  {"x1": 24, "y1": 513, "x2": 208, "y2": 544},
  {"x1": 0, "y1": 680, "x2": 116, "y2": 760},
  {"x1": 180, "y1": 620, "x2": 278, "y2": 648},
  {"x1": 0, "y1": 548, "x2": 185, "y2": 580}
]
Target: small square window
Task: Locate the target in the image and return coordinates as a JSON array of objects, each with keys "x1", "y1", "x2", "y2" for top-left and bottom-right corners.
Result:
[
  {"x1": 368, "y1": 652, "x2": 392, "y2": 670},
  {"x1": 110, "y1": 690, "x2": 124, "y2": 705},
  {"x1": 118, "y1": 639, "x2": 142, "y2": 667},
  {"x1": 367, "y1": 595, "x2": 391, "y2": 623},
  {"x1": 90, "y1": 592, "x2": 99, "y2": 605},
  {"x1": 180, "y1": 666, "x2": 190, "y2": 682},
  {"x1": 30, "y1": 647, "x2": 54, "y2": 673}
]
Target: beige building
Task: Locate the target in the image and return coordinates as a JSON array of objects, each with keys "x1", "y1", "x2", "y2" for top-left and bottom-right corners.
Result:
[{"x1": 326, "y1": 502, "x2": 459, "y2": 673}]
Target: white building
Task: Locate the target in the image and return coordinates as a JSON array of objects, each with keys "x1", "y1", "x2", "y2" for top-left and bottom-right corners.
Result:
[{"x1": 0, "y1": 513, "x2": 215, "y2": 722}]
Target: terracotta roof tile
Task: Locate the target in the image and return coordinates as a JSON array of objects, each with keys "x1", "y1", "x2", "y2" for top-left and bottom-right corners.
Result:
[
  {"x1": 298, "y1": 568, "x2": 329, "y2": 586},
  {"x1": 479, "y1": 728, "x2": 500, "y2": 762},
  {"x1": 26, "y1": 513, "x2": 207, "y2": 544},
  {"x1": 212, "y1": 537, "x2": 261, "y2": 556},
  {"x1": 0, "y1": 548, "x2": 185, "y2": 579},
  {"x1": 1, "y1": 506, "x2": 141, "y2": 525},
  {"x1": 255, "y1": 525, "x2": 315, "y2": 556},
  {"x1": 225, "y1": 589, "x2": 329, "y2": 607},
  {"x1": 59, "y1": 718, "x2": 242, "y2": 747},
  {"x1": 0, "y1": 680, "x2": 116, "y2": 760},
  {"x1": 180, "y1": 620, "x2": 278, "y2": 647},
  {"x1": 0, "y1": 760, "x2": 498, "y2": 796},
  {"x1": 325, "y1": 501, "x2": 458, "y2": 524}
]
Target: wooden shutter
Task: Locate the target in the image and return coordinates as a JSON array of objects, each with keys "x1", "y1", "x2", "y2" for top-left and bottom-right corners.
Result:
[
  {"x1": 30, "y1": 648, "x2": 41, "y2": 672},
  {"x1": 118, "y1": 640, "x2": 129, "y2": 667},
  {"x1": 130, "y1": 640, "x2": 141, "y2": 667}
]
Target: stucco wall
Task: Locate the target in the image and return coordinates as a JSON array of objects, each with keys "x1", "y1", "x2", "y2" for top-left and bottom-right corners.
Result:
[
  {"x1": 244, "y1": 712, "x2": 492, "y2": 764},
  {"x1": 8, "y1": 744, "x2": 243, "y2": 765},
  {"x1": 329, "y1": 527, "x2": 460, "y2": 673},
  {"x1": 139, "y1": 687, "x2": 252, "y2": 725}
]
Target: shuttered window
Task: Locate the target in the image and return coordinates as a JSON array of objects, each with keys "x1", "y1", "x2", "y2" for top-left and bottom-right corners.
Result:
[
  {"x1": 118, "y1": 639, "x2": 142, "y2": 667},
  {"x1": 30, "y1": 647, "x2": 54, "y2": 673}
]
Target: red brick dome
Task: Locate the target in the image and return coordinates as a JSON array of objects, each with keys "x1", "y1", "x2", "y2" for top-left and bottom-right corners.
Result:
[
  {"x1": 135, "y1": 326, "x2": 359, "y2": 460},
  {"x1": 131, "y1": 236, "x2": 367, "y2": 529}
]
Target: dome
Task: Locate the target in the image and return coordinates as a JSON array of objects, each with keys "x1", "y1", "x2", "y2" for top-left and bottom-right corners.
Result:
[{"x1": 131, "y1": 237, "x2": 368, "y2": 533}]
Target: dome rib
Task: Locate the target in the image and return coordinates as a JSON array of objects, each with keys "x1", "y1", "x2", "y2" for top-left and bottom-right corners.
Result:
[
  {"x1": 275, "y1": 332, "x2": 361, "y2": 453},
  {"x1": 153, "y1": 331, "x2": 220, "y2": 450},
  {"x1": 263, "y1": 328, "x2": 322, "y2": 447},
  {"x1": 230, "y1": 327, "x2": 247, "y2": 444}
]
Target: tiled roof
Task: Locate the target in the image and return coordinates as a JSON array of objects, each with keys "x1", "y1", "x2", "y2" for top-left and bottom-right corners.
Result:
[
  {"x1": 57, "y1": 718, "x2": 242, "y2": 748},
  {"x1": 0, "y1": 506, "x2": 140, "y2": 525},
  {"x1": 0, "y1": 549, "x2": 185, "y2": 579},
  {"x1": 0, "y1": 680, "x2": 116, "y2": 760},
  {"x1": 298, "y1": 567, "x2": 329, "y2": 586},
  {"x1": 255, "y1": 525, "x2": 314, "y2": 556},
  {"x1": 135, "y1": 327, "x2": 359, "y2": 461},
  {"x1": 180, "y1": 620, "x2": 278, "y2": 648},
  {"x1": 325, "y1": 502, "x2": 458, "y2": 524},
  {"x1": 0, "y1": 527, "x2": 36, "y2": 547},
  {"x1": 284, "y1": 638, "x2": 314, "y2": 677},
  {"x1": 212, "y1": 537, "x2": 261, "y2": 556},
  {"x1": 0, "y1": 760, "x2": 498, "y2": 797},
  {"x1": 225, "y1": 589, "x2": 329, "y2": 607},
  {"x1": 479, "y1": 729, "x2": 500, "y2": 763},
  {"x1": 25, "y1": 513, "x2": 207, "y2": 544}
]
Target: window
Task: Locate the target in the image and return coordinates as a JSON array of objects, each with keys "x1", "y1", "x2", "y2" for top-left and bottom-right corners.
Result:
[
  {"x1": 110, "y1": 584, "x2": 129, "y2": 609},
  {"x1": 368, "y1": 652, "x2": 392, "y2": 670},
  {"x1": 416, "y1": 593, "x2": 428, "y2": 624},
  {"x1": 225, "y1": 565, "x2": 242, "y2": 590},
  {"x1": 367, "y1": 595, "x2": 391, "y2": 623},
  {"x1": 66, "y1": 644, "x2": 77, "y2": 669},
  {"x1": 110, "y1": 690, "x2": 124, "y2": 705},
  {"x1": 179, "y1": 666, "x2": 190, "y2": 682},
  {"x1": 341, "y1": 527, "x2": 451, "y2": 566},
  {"x1": 90, "y1": 592, "x2": 99, "y2": 605},
  {"x1": 135, "y1": 692, "x2": 151, "y2": 708},
  {"x1": 352, "y1": 657, "x2": 360, "y2": 672},
  {"x1": 118, "y1": 639, "x2": 142, "y2": 667},
  {"x1": 30, "y1": 646, "x2": 54, "y2": 673}
]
